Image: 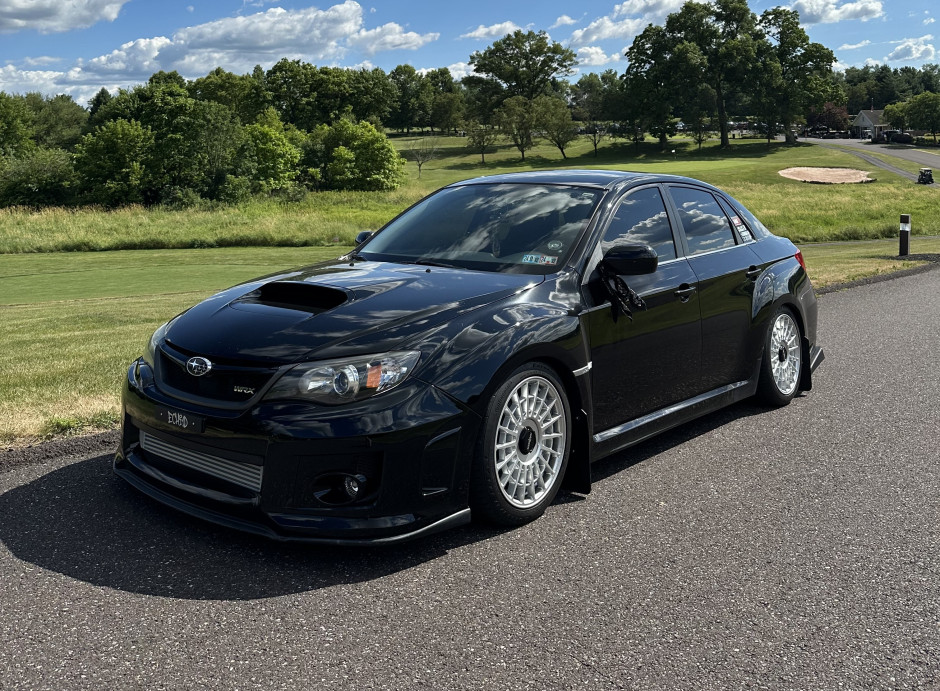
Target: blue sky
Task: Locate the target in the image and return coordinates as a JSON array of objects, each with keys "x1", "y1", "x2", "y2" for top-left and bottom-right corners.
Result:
[{"x1": 0, "y1": 0, "x2": 935, "y2": 103}]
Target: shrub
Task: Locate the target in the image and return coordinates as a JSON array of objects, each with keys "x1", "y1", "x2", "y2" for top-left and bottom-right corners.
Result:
[
  {"x1": 306, "y1": 119, "x2": 405, "y2": 191},
  {"x1": 0, "y1": 148, "x2": 76, "y2": 207}
]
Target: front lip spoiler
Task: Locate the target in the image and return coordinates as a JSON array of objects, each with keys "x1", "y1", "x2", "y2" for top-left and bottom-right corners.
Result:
[{"x1": 114, "y1": 452, "x2": 472, "y2": 546}]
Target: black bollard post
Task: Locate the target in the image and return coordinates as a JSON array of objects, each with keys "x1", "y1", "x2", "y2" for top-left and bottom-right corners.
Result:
[{"x1": 900, "y1": 214, "x2": 911, "y2": 257}]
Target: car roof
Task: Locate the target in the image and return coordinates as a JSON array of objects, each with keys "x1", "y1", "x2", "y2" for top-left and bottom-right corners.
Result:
[{"x1": 447, "y1": 169, "x2": 715, "y2": 191}]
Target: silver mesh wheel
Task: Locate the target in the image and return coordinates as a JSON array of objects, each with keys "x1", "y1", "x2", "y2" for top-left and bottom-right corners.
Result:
[
  {"x1": 492, "y1": 375, "x2": 567, "y2": 509},
  {"x1": 770, "y1": 312, "x2": 801, "y2": 396}
]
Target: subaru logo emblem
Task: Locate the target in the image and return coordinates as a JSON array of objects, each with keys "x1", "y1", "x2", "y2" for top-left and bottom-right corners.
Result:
[{"x1": 186, "y1": 356, "x2": 212, "y2": 377}]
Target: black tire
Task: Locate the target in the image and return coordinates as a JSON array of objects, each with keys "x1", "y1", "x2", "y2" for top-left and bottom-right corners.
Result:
[
  {"x1": 470, "y1": 363, "x2": 571, "y2": 526},
  {"x1": 756, "y1": 307, "x2": 803, "y2": 407}
]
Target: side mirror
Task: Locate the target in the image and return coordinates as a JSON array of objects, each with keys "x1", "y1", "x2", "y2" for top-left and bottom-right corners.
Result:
[
  {"x1": 601, "y1": 243, "x2": 658, "y2": 275},
  {"x1": 355, "y1": 231, "x2": 373, "y2": 245}
]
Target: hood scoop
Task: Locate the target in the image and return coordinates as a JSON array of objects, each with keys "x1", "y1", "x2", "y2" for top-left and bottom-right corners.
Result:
[{"x1": 235, "y1": 281, "x2": 348, "y2": 314}]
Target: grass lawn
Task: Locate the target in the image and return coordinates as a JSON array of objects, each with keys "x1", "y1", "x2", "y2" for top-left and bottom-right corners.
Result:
[
  {"x1": 2, "y1": 137, "x2": 938, "y2": 254},
  {"x1": 2, "y1": 137, "x2": 939, "y2": 444}
]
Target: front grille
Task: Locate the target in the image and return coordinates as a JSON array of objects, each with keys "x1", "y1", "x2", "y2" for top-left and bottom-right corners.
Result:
[
  {"x1": 140, "y1": 431, "x2": 263, "y2": 492},
  {"x1": 157, "y1": 345, "x2": 279, "y2": 405}
]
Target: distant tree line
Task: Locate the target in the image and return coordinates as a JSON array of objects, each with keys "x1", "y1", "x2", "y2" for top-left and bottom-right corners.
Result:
[{"x1": 2, "y1": 0, "x2": 940, "y2": 210}]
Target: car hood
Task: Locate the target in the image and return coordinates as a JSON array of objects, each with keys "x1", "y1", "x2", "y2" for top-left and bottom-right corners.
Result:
[{"x1": 163, "y1": 259, "x2": 543, "y2": 364}]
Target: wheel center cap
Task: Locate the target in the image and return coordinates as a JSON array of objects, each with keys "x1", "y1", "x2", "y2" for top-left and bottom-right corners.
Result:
[
  {"x1": 518, "y1": 426, "x2": 537, "y2": 455},
  {"x1": 778, "y1": 347, "x2": 787, "y2": 362}
]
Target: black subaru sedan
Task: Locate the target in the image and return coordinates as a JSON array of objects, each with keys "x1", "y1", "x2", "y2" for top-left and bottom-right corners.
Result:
[{"x1": 115, "y1": 170, "x2": 824, "y2": 544}]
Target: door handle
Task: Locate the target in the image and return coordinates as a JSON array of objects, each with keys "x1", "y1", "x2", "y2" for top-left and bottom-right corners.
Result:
[
  {"x1": 674, "y1": 284, "x2": 696, "y2": 302},
  {"x1": 746, "y1": 265, "x2": 762, "y2": 280}
]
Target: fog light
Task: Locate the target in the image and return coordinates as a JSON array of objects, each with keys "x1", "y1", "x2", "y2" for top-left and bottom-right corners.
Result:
[{"x1": 344, "y1": 474, "x2": 364, "y2": 499}]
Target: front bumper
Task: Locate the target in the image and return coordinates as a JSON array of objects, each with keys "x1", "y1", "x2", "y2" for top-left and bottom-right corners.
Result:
[{"x1": 115, "y1": 361, "x2": 479, "y2": 544}]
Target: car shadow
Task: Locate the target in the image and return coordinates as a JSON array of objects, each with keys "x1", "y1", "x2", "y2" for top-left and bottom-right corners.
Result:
[{"x1": 0, "y1": 400, "x2": 777, "y2": 601}]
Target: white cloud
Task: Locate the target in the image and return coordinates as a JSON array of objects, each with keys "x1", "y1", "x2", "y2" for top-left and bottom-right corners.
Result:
[
  {"x1": 577, "y1": 46, "x2": 622, "y2": 66},
  {"x1": 613, "y1": 0, "x2": 684, "y2": 17},
  {"x1": 348, "y1": 23, "x2": 439, "y2": 56},
  {"x1": 926, "y1": 17, "x2": 936, "y2": 25},
  {"x1": 789, "y1": 0, "x2": 883, "y2": 25},
  {"x1": 82, "y1": 37, "x2": 174, "y2": 82},
  {"x1": 838, "y1": 39, "x2": 871, "y2": 50},
  {"x1": 551, "y1": 15, "x2": 578, "y2": 29},
  {"x1": 446, "y1": 62, "x2": 472, "y2": 80},
  {"x1": 884, "y1": 35, "x2": 935, "y2": 62},
  {"x1": 460, "y1": 22, "x2": 522, "y2": 40},
  {"x1": 0, "y1": 1, "x2": 439, "y2": 100},
  {"x1": 569, "y1": 16, "x2": 646, "y2": 45},
  {"x1": 0, "y1": 0, "x2": 128, "y2": 33},
  {"x1": 22, "y1": 56, "x2": 63, "y2": 67},
  {"x1": 0, "y1": 64, "x2": 64, "y2": 94},
  {"x1": 570, "y1": 0, "x2": 681, "y2": 45}
]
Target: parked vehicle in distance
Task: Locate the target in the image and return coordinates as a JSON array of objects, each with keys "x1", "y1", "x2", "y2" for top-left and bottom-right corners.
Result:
[{"x1": 115, "y1": 170, "x2": 825, "y2": 544}]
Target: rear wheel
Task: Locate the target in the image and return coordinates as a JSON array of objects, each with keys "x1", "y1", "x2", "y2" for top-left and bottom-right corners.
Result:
[
  {"x1": 471, "y1": 363, "x2": 571, "y2": 526},
  {"x1": 756, "y1": 308, "x2": 803, "y2": 406}
]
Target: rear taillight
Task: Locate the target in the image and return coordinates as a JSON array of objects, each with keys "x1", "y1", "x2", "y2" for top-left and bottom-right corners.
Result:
[{"x1": 795, "y1": 250, "x2": 806, "y2": 270}]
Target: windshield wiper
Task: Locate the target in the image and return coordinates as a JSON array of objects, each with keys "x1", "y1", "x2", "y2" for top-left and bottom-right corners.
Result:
[
  {"x1": 408, "y1": 258, "x2": 458, "y2": 269},
  {"x1": 347, "y1": 252, "x2": 368, "y2": 262}
]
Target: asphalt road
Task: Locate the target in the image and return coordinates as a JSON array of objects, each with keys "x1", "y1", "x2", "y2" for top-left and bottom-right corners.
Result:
[
  {"x1": 803, "y1": 137, "x2": 940, "y2": 182},
  {"x1": 3, "y1": 267, "x2": 940, "y2": 690}
]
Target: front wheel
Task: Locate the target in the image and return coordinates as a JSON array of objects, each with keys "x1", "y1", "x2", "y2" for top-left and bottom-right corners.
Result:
[
  {"x1": 471, "y1": 363, "x2": 571, "y2": 526},
  {"x1": 756, "y1": 308, "x2": 803, "y2": 406}
]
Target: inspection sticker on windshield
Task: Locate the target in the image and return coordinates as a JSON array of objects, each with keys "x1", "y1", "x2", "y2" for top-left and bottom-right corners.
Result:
[{"x1": 522, "y1": 254, "x2": 558, "y2": 265}]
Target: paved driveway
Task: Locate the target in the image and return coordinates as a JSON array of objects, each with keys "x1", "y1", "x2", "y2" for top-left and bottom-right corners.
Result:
[
  {"x1": 804, "y1": 136, "x2": 940, "y2": 181},
  {"x1": 2, "y1": 267, "x2": 940, "y2": 690}
]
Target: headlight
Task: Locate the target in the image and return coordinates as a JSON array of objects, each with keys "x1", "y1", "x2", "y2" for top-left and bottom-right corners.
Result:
[
  {"x1": 143, "y1": 321, "x2": 169, "y2": 367},
  {"x1": 264, "y1": 351, "x2": 421, "y2": 405}
]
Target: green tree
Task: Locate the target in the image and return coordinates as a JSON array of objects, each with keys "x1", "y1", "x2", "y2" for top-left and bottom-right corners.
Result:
[
  {"x1": 882, "y1": 101, "x2": 909, "y2": 132},
  {"x1": 0, "y1": 93, "x2": 34, "y2": 157},
  {"x1": 348, "y1": 67, "x2": 398, "y2": 125},
  {"x1": 188, "y1": 67, "x2": 269, "y2": 124},
  {"x1": 643, "y1": 0, "x2": 758, "y2": 148},
  {"x1": 465, "y1": 120, "x2": 500, "y2": 163},
  {"x1": 265, "y1": 59, "x2": 318, "y2": 130},
  {"x1": 496, "y1": 95, "x2": 537, "y2": 160},
  {"x1": 469, "y1": 30, "x2": 576, "y2": 101},
  {"x1": 74, "y1": 119, "x2": 154, "y2": 207},
  {"x1": 758, "y1": 8, "x2": 835, "y2": 144},
  {"x1": 87, "y1": 88, "x2": 112, "y2": 119},
  {"x1": 534, "y1": 95, "x2": 578, "y2": 159},
  {"x1": 426, "y1": 68, "x2": 464, "y2": 133},
  {"x1": 572, "y1": 72, "x2": 614, "y2": 156},
  {"x1": 23, "y1": 93, "x2": 88, "y2": 150},
  {"x1": 907, "y1": 91, "x2": 940, "y2": 142},
  {"x1": 236, "y1": 123, "x2": 301, "y2": 192},
  {"x1": 389, "y1": 64, "x2": 433, "y2": 132},
  {"x1": 624, "y1": 25, "x2": 679, "y2": 151}
]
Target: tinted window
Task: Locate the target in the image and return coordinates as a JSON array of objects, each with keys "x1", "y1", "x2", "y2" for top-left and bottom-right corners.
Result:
[
  {"x1": 602, "y1": 187, "x2": 676, "y2": 262},
  {"x1": 670, "y1": 187, "x2": 736, "y2": 256},
  {"x1": 725, "y1": 194, "x2": 771, "y2": 239},
  {"x1": 363, "y1": 183, "x2": 602, "y2": 274}
]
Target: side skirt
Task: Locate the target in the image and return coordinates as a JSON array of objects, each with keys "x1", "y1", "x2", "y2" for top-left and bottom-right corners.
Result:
[{"x1": 591, "y1": 379, "x2": 757, "y2": 461}]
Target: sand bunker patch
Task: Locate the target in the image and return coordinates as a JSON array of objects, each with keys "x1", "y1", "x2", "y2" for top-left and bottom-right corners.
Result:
[{"x1": 779, "y1": 167, "x2": 873, "y2": 184}]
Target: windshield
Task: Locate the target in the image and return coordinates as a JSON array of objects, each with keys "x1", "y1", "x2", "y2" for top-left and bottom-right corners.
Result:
[{"x1": 359, "y1": 183, "x2": 603, "y2": 274}]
